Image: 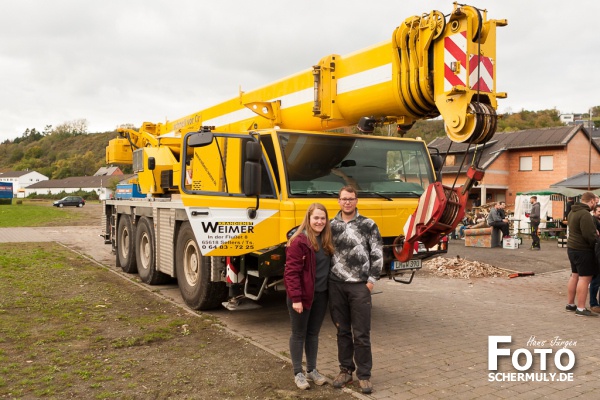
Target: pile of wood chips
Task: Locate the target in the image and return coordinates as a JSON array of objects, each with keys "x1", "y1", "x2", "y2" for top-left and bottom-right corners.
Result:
[{"x1": 423, "y1": 255, "x2": 508, "y2": 279}]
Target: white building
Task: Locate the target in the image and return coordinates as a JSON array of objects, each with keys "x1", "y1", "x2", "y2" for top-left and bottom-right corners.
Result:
[
  {"x1": 0, "y1": 170, "x2": 49, "y2": 198},
  {"x1": 24, "y1": 174, "x2": 134, "y2": 200}
]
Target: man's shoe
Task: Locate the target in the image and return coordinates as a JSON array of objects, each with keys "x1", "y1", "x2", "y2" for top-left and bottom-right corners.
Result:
[
  {"x1": 575, "y1": 308, "x2": 598, "y2": 317},
  {"x1": 359, "y1": 379, "x2": 373, "y2": 394},
  {"x1": 565, "y1": 304, "x2": 576, "y2": 312},
  {"x1": 294, "y1": 372, "x2": 310, "y2": 390},
  {"x1": 590, "y1": 306, "x2": 600, "y2": 313},
  {"x1": 306, "y1": 369, "x2": 326, "y2": 386},
  {"x1": 332, "y1": 369, "x2": 352, "y2": 388}
]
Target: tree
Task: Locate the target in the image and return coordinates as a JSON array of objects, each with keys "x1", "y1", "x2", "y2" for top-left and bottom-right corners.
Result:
[{"x1": 52, "y1": 119, "x2": 89, "y2": 136}]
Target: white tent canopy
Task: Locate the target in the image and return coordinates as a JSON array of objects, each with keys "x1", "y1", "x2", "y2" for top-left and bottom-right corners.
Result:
[{"x1": 513, "y1": 195, "x2": 552, "y2": 234}]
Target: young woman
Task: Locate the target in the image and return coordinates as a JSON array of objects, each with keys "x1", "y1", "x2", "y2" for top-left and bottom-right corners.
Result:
[{"x1": 284, "y1": 203, "x2": 334, "y2": 390}]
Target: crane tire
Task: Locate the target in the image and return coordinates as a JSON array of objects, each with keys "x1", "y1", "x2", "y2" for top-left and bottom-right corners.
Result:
[
  {"x1": 117, "y1": 215, "x2": 137, "y2": 273},
  {"x1": 135, "y1": 216, "x2": 170, "y2": 285},
  {"x1": 175, "y1": 221, "x2": 227, "y2": 310}
]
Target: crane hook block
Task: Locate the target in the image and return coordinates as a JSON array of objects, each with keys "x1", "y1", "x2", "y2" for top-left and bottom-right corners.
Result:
[{"x1": 394, "y1": 182, "x2": 468, "y2": 263}]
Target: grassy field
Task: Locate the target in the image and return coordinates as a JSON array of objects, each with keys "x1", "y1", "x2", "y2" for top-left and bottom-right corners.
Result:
[
  {"x1": 0, "y1": 231, "x2": 351, "y2": 399},
  {"x1": 0, "y1": 201, "x2": 96, "y2": 227}
]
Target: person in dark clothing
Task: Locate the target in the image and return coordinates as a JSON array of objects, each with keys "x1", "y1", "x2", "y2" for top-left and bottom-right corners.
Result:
[
  {"x1": 284, "y1": 203, "x2": 334, "y2": 389},
  {"x1": 329, "y1": 186, "x2": 383, "y2": 395},
  {"x1": 487, "y1": 202, "x2": 510, "y2": 238},
  {"x1": 588, "y1": 205, "x2": 600, "y2": 313},
  {"x1": 528, "y1": 196, "x2": 541, "y2": 250},
  {"x1": 565, "y1": 192, "x2": 599, "y2": 317},
  {"x1": 561, "y1": 197, "x2": 575, "y2": 228}
]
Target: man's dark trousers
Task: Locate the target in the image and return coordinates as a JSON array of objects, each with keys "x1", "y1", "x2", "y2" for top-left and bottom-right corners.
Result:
[
  {"x1": 530, "y1": 222, "x2": 540, "y2": 248},
  {"x1": 329, "y1": 280, "x2": 372, "y2": 380}
]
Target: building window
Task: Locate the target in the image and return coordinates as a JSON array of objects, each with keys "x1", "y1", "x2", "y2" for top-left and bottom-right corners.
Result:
[
  {"x1": 540, "y1": 155, "x2": 553, "y2": 171},
  {"x1": 519, "y1": 156, "x2": 532, "y2": 171}
]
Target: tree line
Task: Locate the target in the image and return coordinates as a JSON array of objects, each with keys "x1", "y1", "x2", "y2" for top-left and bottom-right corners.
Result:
[{"x1": 1, "y1": 108, "x2": 598, "y2": 180}]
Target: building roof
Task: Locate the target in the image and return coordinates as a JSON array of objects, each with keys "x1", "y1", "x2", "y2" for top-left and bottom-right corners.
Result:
[
  {"x1": 428, "y1": 125, "x2": 599, "y2": 173},
  {"x1": 551, "y1": 172, "x2": 600, "y2": 190},
  {"x1": 27, "y1": 174, "x2": 134, "y2": 189},
  {"x1": 0, "y1": 170, "x2": 38, "y2": 178},
  {"x1": 94, "y1": 166, "x2": 123, "y2": 176}
]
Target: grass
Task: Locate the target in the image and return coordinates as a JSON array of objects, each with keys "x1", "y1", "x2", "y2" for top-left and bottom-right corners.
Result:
[
  {"x1": 0, "y1": 242, "x2": 214, "y2": 399},
  {"x1": 0, "y1": 201, "x2": 90, "y2": 227}
]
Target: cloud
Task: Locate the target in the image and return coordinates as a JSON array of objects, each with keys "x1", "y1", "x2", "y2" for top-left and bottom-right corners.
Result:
[{"x1": 0, "y1": 0, "x2": 598, "y2": 142}]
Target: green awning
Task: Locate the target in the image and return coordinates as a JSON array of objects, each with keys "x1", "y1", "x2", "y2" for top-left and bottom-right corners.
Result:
[{"x1": 517, "y1": 187, "x2": 586, "y2": 197}]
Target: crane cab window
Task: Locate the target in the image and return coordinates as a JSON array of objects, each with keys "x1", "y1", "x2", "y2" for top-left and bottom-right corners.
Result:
[
  {"x1": 278, "y1": 132, "x2": 434, "y2": 198},
  {"x1": 184, "y1": 135, "x2": 275, "y2": 197}
]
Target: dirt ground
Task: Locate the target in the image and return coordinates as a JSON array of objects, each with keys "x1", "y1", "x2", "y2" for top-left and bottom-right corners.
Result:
[
  {"x1": 2, "y1": 203, "x2": 356, "y2": 400},
  {"x1": 13, "y1": 202, "x2": 570, "y2": 399}
]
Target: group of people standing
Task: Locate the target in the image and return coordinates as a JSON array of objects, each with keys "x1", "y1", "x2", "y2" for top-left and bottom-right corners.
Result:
[
  {"x1": 565, "y1": 192, "x2": 600, "y2": 317},
  {"x1": 284, "y1": 185, "x2": 382, "y2": 394}
]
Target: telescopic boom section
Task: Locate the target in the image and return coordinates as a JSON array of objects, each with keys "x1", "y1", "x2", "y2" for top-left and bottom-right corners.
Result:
[{"x1": 106, "y1": 2, "x2": 506, "y2": 167}]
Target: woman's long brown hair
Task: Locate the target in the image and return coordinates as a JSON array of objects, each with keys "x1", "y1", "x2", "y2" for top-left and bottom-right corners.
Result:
[{"x1": 287, "y1": 203, "x2": 334, "y2": 255}]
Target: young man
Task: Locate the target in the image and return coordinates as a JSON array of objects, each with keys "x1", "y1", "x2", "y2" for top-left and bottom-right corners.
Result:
[
  {"x1": 487, "y1": 201, "x2": 510, "y2": 238},
  {"x1": 329, "y1": 186, "x2": 383, "y2": 394},
  {"x1": 565, "y1": 192, "x2": 599, "y2": 317},
  {"x1": 529, "y1": 196, "x2": 541, "y2": 250}
]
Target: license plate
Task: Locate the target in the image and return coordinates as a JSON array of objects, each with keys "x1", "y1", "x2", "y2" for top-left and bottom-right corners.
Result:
[{"x1": 391, "y1": 259, "x2": 422, "y2": 271}]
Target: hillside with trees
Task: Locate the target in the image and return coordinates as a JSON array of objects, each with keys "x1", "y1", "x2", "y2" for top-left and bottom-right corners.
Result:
[
  {"x1": 0, "y1": 119, "x2": 127, "y2": 178},
  {"x1": 1, "y1": 108, "x2": 598, "y2": 179}
]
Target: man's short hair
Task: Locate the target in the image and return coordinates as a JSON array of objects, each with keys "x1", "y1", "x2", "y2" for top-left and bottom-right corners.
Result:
[
  {"x1": 581, "y1": 192, "x2": 596, "y2": 203},
  {"x1": 531, "y1": 196, "x2": 537, "y2": 201},
  {"x1": 338, "y1": 185, "x2": 358, "y2": 197}
]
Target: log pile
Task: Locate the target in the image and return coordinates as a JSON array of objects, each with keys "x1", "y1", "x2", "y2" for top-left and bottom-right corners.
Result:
[{"x1": 423, "y1": 256, "x2": 508, "y2": 279}]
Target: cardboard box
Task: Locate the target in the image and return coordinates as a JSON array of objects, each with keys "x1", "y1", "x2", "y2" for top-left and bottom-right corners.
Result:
[{"x1": 503, "y1": 237, "x2": 519, "y2": 249}]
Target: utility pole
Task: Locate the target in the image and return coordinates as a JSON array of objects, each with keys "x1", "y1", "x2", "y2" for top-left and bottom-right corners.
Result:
[{"x1": 588, "y1": 107, "x2": 593, "y2": 190}]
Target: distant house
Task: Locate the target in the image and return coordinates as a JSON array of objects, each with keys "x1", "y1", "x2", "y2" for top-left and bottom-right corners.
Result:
[
  {"x1": 428, "y1": 125, "x2": 600, "y2": 218},
  {"x1": 25, "y1": 174, "x2": 135, "y2": 200},
  {"x1": 0, "y1": 170, "x2": 49, "y2": 197},
  {"x1": 94, "y1": 166, "x2": 124, "y2": 176}
]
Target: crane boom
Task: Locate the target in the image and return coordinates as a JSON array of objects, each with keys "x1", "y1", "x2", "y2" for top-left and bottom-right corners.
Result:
[{"x1": 107, "y1": 3, "x2": 506, "y2": 166}]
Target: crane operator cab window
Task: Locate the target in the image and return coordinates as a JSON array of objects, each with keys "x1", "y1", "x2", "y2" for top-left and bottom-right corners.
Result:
[
  {"x1": 278, "y1": 132, "x2": 434, "y2": 199},
  {"x1": 183, "y1": 133, "x2": 276, "y2": 198}
]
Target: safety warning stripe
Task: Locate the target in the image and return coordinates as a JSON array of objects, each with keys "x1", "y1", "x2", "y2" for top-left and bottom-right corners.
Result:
[
  {"x1": 406, "y1": 184, "x2": 437, "y2": 239},
  {"x1": 444, "y1": 32, "x2": 467, "y2": 92},
  {"x1": 469, "y1": 54, "x2": 494, "y2": 92},
  {"x1": 444, "y1": 31, "x2": 494, "y2": 93}
]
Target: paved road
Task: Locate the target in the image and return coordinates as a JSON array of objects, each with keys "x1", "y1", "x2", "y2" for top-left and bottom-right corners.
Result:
[{"x1": 2, "y1": 226, "x2": 599, "y2": 399}]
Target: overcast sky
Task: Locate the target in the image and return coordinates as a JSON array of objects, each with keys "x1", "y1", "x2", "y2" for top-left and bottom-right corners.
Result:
[{"x1": 1, "y1": 0, "x2": 598, "y2": 142}]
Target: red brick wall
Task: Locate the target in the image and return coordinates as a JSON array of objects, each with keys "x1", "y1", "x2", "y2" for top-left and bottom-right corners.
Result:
[
  {"x1": 439, "y1": 130, "x2": 600, "y2": 215},
  {"x1": 566, "y1": 132, "x2": 600, "y2": 177}
]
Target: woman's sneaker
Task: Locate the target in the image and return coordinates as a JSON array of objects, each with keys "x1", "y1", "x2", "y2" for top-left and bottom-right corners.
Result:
[
  {"x1": 306, "y1": 369, "x2": 327, "y2": 385},
  {"x1": 294, "y1": 372, "x2": 310, "y2": 390}
]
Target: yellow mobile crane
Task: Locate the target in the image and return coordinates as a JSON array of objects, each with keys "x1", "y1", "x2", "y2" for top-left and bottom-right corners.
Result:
[{"x1": 103, "y1": 3, "x2": 506, "y2": 310}]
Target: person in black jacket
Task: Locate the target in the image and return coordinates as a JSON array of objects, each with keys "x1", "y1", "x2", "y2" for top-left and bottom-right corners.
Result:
[
  {"x1": 561, "y1": 197, "x2": 575, "y2": 228},
  {"x1": 565, "y1": 192, "x2": 599, "y2": 317},
  {"x1": 588, "y1": 205, "x2": 600, "y2": 313},
  {"x1": 528, "y1": 196, "x2": 541, "y2": 250}
]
